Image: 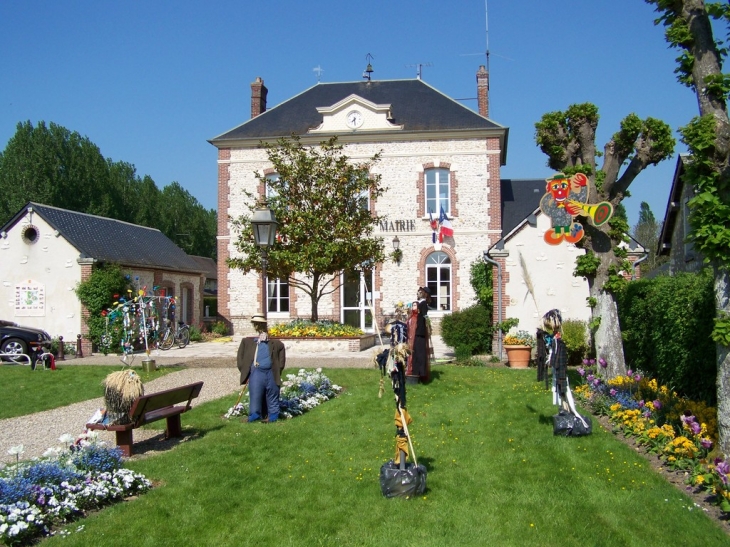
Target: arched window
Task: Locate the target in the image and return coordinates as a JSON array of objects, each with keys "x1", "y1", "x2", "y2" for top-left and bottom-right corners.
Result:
[
  {"x1": 425, "y1": 251, "x2": 451, "y2": 311},
  {"x1": 425, "y1": 168, "x2": 450, "y2": 216}
]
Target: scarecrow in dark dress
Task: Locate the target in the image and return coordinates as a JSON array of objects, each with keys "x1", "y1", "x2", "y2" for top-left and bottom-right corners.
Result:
[
  {"x1": 542, "y1": 309, "x2": 590, "y2": 435},
  {"x1": 411, "y1": 287, "x2": 431, "y2": 382}
]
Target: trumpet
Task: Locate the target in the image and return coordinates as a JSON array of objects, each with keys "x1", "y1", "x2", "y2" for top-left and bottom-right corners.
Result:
[{"x1": 567, "y1": 200, "x2": 613, "y2": 226}]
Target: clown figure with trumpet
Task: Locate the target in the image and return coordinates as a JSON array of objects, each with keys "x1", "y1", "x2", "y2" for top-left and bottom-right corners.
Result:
[{"x1": 540, "y1": 172, "x2": 613, "y2": 245}]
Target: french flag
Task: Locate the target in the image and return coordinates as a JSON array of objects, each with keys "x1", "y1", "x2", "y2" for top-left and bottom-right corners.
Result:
[{"x1": 439, "y1": 206, "x2": 454, "y2": 238}]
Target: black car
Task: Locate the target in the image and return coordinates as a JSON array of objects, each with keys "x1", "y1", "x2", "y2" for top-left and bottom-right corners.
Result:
[{"x1": 0, "y1": 320, "x2": 52, "y2": 356}]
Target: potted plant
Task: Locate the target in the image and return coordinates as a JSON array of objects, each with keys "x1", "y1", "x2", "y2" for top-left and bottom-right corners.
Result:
[{"x1": 503, "y1": 329, "x2": 535, "y2": 368}]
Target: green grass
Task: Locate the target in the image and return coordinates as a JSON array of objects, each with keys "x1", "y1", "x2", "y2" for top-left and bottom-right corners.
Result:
[
  {"x1": 33, "y1": 367, "x2": 730, "y2": 546},
  {"x1": 0, "y1": 364, "x2": 183, "y2": 419}
]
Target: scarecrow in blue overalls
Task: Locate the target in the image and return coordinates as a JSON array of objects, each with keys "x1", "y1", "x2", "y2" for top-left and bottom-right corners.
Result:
[{"x1": 236, "y1": 314, "x2": 286, "y2": 423}]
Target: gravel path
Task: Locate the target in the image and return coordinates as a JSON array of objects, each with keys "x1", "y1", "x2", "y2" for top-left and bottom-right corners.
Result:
[{"x1": 0, "y1": 367, "x2": 242, "y2": 464}]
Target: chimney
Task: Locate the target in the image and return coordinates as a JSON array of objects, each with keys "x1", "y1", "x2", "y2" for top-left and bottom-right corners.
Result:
[
  {"x1": 250, "y1": 77, "x2": 268, "y2": 118},
  {"x1": 476, "y1": 65, "x2": 489, "y2": 118}
]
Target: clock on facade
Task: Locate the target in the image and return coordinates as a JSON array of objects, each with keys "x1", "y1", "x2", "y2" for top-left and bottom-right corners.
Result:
[{"x1": 346, "y1": 110, "x2": 364, "y2": 129}]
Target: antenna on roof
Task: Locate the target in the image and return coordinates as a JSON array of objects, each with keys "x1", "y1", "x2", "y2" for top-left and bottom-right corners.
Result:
[
  {"x1": 313, "y1": 65, "x2": 324, "y2": 83},
  {"x1": 485, "y1": 0, "x2": 490, "y2": 72},
  {"x1": 405, "y1": 62, "x2": 433, "y2": 80}
]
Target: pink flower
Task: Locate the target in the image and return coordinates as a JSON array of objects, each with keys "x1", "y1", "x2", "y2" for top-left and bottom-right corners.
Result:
[
  {"x1": 633, "y1": 374, "x2": 641, "y2": 382},
  {"x1": 610, "y1": 389, "x2": 617, "y2": 397},
  {"x1": 627, "y1": 369, "x2": 633, "y2": 376}
]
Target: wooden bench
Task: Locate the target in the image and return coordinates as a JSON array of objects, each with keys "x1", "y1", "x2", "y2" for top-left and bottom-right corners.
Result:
[{"x1": 86, "y1": 381, "x2": 204, "y2": 457}]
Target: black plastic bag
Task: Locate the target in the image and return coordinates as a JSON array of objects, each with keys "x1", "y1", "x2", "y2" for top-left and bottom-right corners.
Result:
[
  {"x1": 379, "y1": 460, "x2": 427, "y2": 498},
  {"x1": 553, "y1": 410, "x2": 592, "y2": 437}
]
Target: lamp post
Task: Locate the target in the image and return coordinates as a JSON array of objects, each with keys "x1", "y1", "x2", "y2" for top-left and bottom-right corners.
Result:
[
  {"x1": 251, "y1": 199, "x2": 278, "y2": 320},
  {"x1": 392, "y1": 235, "x2": 402, "y2": 265}
]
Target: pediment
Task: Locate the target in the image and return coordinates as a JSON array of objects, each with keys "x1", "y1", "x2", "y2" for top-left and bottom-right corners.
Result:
[{"x1": 309, "y1": 94, "x2": 403, "y2": 133}]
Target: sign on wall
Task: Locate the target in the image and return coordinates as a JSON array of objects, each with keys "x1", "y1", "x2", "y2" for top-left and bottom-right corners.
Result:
[{"x1": 15, "y1": 280, "x2": 45, "y2": 316}]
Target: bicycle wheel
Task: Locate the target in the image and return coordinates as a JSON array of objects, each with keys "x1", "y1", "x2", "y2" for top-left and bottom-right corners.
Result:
[
  {"x1": 177, "y1": 328, "x2": 190, "y2": 349},
  {"x1": 160, "y1": 328, "x2": 174, "y2": 350}
]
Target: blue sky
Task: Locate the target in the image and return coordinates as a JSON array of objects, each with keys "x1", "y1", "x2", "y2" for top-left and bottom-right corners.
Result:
[{"x1": 0, "y1": 0, "x2": 702, "y2": 228}]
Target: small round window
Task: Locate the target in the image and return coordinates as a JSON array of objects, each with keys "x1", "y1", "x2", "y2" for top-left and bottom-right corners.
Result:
[{"x1": 21, "y1": 225, "x2": 39, "y2": 244}]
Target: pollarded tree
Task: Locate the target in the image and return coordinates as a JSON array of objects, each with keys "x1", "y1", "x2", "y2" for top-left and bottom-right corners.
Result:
[
  {"x1": 228, "y1": 135, "x2": 386, "y2": 322},
  {"x1": 535, "y1": 104, "x2": 675, "y2": 378},
  {"x1": 646, "y1": 0, "x2": 730, "y2": 456}
]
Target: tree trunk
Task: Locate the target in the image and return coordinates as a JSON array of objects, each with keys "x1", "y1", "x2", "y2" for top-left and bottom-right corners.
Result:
[
  {"x1": 310, "y1": 272, "x2": 320, "y2": 322},
  {"x1": 715, "y1": 265, "x2": 730, "y2": 457},
  {"x1": 593, "y1": 292, "x2": 627, "y2": 379}
]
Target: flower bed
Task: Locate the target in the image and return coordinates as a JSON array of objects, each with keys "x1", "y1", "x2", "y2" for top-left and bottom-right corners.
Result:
[
  {"x1": 224, "y1": 368, "x2": 342, "y2": 420},
  {"x1": 0, "y1": 434, "x2": 151, "y2": 545},
  {"x1": 573, "y1": 359, "x2": 729, "y2": 514}
]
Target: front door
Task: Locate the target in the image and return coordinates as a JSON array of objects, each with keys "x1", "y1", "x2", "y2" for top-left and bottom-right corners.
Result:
[{"x1": 341, "y1": 269, "x2": 374, "y2": 332}]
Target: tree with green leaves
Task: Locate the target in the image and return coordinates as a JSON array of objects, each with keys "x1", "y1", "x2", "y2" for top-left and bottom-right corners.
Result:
[
  {"x1": 646, "y1": 0, "x2": 730, "y2": 456},
  {"x1": 0, "y1": 120, "x2": 218, "y2": 260},
  {"x1": 535, "y1": 104, "x2": 675, "y2": 378},
  {"x1": 228, "y1": 135, "x2": 386, "y2": 321},
  {"x1": 0, "y1": 121, "x2": 112, "y2": 221},
  {"x1": 632, "y1": 201, "x2": 666, "y2": 272}
]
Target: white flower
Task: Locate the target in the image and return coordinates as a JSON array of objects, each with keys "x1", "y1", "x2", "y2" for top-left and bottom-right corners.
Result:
[
  {"x1": 7, "y1": 444, "x2": 24, "y2": 456},
  {"x1": 58, "y1": 434, "x2": 75, "y2": 445},
  {"x1": 316, "y1": 367, "x2": 322, "y2": 373}
]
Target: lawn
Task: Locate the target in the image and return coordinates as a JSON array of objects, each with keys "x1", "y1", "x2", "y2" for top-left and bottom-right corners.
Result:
[
  {"x1": 0, "y1": 364, "x2": 183, "y2": 419},
  {"x1": 31, "y1": 367, "x2": 730, "y2": 546}
]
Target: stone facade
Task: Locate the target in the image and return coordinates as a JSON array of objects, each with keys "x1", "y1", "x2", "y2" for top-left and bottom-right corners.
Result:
[{"x1": 219, "y1": 137, "x2": 502, "y2": 337}]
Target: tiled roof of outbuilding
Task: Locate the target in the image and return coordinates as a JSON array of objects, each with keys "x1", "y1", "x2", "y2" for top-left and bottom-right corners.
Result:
[{"x1": 1, "y1": 203, "x2": 203, "y2": 273}]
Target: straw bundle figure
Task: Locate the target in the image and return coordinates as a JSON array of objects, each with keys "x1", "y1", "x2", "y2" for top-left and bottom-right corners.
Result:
[{"x1": 103, "y1": 369, "x2": 144, "y2": 424}]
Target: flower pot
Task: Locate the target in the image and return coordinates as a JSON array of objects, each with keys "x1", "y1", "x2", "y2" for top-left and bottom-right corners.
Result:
[{"x1": 504, "y1": 345, "x2": 532, "y2": 368}]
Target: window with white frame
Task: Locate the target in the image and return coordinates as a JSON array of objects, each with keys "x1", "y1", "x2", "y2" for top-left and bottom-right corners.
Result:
[
  {"x1": 267, "y1": 277, "x2": 289, "y2": 313},
  {"x1": 425, "y1": 168, "x2": 450, "y2": 216},
  {"x1": 425, "y1": 251, "x2": 452, "y2": 311}
]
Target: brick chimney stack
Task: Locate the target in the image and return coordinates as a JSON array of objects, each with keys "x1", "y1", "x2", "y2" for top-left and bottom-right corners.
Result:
[
  {"x1": 250, "y1": 77, "x2": 268, "y2": 118},
  {"x1": 476, "y1": 65, "x2": 489, "y2": 118}
]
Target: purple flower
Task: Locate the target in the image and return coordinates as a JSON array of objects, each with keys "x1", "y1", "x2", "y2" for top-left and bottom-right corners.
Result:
[
  {"x1": 714, "y1": 459, "x2": 730, "y2": 485},
  {"x1": 690, "y1": 421, "x2": 701, "y2": 435},
  {"x1": 578, "y1": 367, "x2": 585, "y2": 377},
  {"x1": 638, "y1": 400, "x2": 645, "y2": 408},
  {"x1": 643, "y1": 411, "x2": 651, "y2": 419},
  {"x1": 701, "y1": 439, "x2": 713, "y2": 449},
  {"x1": 589, "y1": 359, "x2": 596, "y2": 366},
  {"x1": 582, "y1": 359, "x2": 589, "y2": 366},
  {"x1": 599, "y1": 357, "x2": 607, "y2": 368},
  {"x1": 653, "y1": 399, "x2": 662, "y2": 410},
  {"x1": 633, "y1": 374, "x2": 642, "y2": 382},
  {"x1": 627, "y1": 369, "x2": 633, "y2": 376},
  {"x1": 609, "y1": 389, "x2": 617, "y2": 397},
  {"x1": 587, "y1": 374, "x2": 595, "y2": 383},
  {"x1": 592, "y1": 379, "x2": 601, "y2": 387}
]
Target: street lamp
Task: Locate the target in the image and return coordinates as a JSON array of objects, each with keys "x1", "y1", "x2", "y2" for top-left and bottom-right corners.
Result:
[
  {"x1": 391, "y1": 235, "x2": 402, "y2": 265},
  {"x1": 251, "y1": 199, "x2": 278, "y2": 319}
]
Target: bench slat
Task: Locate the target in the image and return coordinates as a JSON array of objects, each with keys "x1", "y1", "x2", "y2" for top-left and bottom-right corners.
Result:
[{"x1": 129, "y1": 382, "x2": 204, "y2": 425}]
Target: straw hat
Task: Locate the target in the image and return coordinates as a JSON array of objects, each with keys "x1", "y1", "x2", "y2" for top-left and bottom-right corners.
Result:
[{"x1": 250, "y1": 313, "x2": 267, "y2": 323}]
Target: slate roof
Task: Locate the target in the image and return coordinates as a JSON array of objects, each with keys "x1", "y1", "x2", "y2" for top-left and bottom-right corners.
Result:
[
  {"x1": 189, "y1": 255, "x2": 217, "y2": 280},
  {"x1": 210, "y1": 79, "x2": 507, "y2": 156},
  {"x1": 500, "y1": 178, "x2": 545, "y2": 237},
  {"x1": 1, "y1": 203, "x2": 204, "y2": 273}
]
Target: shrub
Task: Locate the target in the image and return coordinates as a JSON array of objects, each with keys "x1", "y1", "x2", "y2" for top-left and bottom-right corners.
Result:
[
  {"x1": 440, "y1": 305, "x2": 493, "y2": 356},
  {"x1": 212, "y1": 321, "x2": 229, "y2": 336},
  {"x1": 617, "y1": 269, "x2": 716, "y2": 404},
  {"x1": 562, "y1": 319, "x2": 588, "y2": 366},
  {"x1": 75, "y1": 265, "x2": 132, "y2": 349},
  {"x1": 189, "y1": 324, "x2": 203, "y2": 342}
]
